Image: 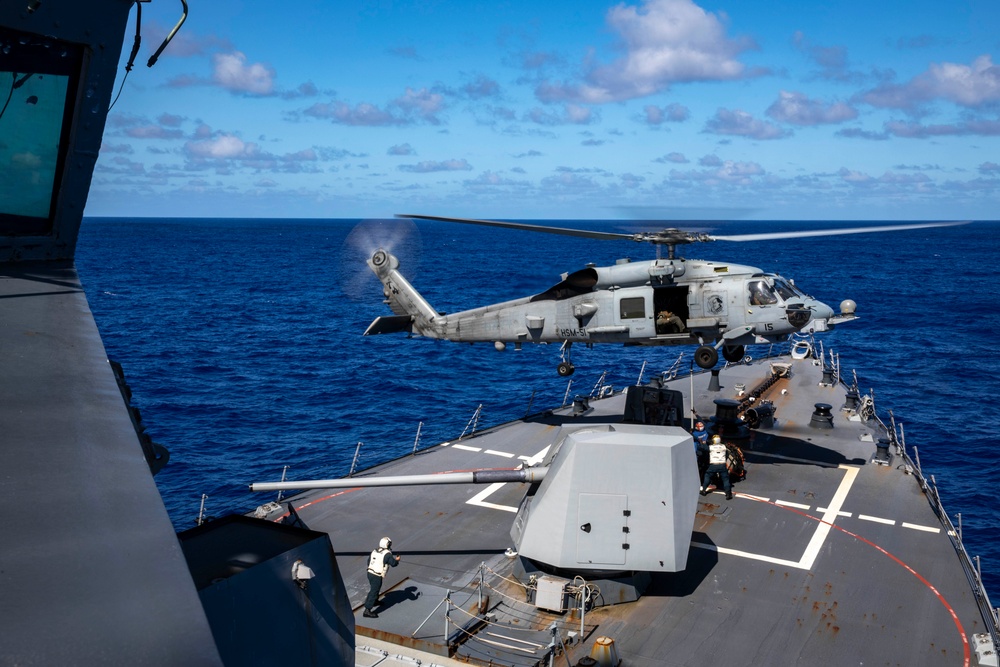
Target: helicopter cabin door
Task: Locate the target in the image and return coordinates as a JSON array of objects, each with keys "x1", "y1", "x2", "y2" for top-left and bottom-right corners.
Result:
[
  {"x1": 653, "y1": 286, "x2": 690, "y2": 336},
  {"x1": 615, "y1": 290, "x2": 654, "y2": 339}
]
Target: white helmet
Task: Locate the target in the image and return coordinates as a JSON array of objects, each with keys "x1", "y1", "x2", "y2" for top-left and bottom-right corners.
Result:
[{"x1": 379, "y1": 537, "x2": 391, "y2": 549}]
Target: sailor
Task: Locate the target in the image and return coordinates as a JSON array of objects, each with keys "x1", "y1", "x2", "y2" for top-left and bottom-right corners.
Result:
[
  {"x1": 700, "y1": 435, "x2": 733, "y2": 500},
  {"x1": 363, "y1": 536, "x2": 400, "y2": 618},
  {"x1": 691, "y1": 421, "x2": 708, "y2": 448}
]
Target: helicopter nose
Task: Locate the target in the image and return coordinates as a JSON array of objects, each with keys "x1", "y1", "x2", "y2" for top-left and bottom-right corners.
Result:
[
  {"x1": 812, "y1": 301, "x2": 835, "y2": 320},
  {"x1": 806, "y1": 300, "x2": 836, "y2": 332}
]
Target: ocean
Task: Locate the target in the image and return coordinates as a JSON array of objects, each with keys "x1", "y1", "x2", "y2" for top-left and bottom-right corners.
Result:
[{"x1": 75, "y1": 217, "x2": 1000, "y2": 595}]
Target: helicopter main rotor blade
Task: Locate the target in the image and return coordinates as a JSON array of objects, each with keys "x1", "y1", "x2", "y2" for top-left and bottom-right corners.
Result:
[
  {"x1": 396, "y1": 214, "x2": 640, "y2": 242},
  {"x1": 710, "y1": 220, "x2": 969, "y2": 243}
]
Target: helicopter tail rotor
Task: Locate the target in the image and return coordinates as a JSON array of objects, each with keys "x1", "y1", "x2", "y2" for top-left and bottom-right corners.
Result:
[{"x1": 340, "y1": 218, "x2": 421, "y2": 302}]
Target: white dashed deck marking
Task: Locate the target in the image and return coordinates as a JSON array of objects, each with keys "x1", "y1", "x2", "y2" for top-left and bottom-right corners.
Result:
[
  {"x1": 902, "y1": 522, "x2": 940, "y2": 533},
  {"x1": 485, "y1": 449, "x2": 515, "y2": 458},
  {"x1": 452, "y1": 444, "x2": 482, "y2": 452},
  {"x1": 775, "y1": 500, "x2": 811, "y2": 510},
  {"x1": 859, "y1": 514, "x2": 896, "y2": 525}
]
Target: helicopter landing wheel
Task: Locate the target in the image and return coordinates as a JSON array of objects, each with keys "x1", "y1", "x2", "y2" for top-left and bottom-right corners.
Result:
[
  {"x1": 722, "y1": 344, "x2": 745, "y2": 363},
  {"x1": 557, "y1": 362, "x2": 576, "y2": 377},
  {"x1": 695, "y1": 345, "x2": 719, "y2": 369}
]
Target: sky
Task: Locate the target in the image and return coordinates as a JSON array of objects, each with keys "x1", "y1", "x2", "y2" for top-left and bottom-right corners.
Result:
[{"x1": 85, "y1": 0, "x2": 1000, "y2": 221}]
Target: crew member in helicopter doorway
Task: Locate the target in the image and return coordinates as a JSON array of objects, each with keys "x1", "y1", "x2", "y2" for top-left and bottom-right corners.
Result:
[{"x1": 364, "y1": 536, "x2": 400, "y2": 618}]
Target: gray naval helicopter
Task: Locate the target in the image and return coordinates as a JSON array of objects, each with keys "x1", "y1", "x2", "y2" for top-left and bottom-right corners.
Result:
[{"x1": 364, "y1": 215, "x2": 962, "y2": 375}]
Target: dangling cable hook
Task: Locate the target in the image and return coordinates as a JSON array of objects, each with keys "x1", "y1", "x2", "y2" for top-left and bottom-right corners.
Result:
[{"x1": 147, "y1": 0, "x2": 188, "y2": 68}]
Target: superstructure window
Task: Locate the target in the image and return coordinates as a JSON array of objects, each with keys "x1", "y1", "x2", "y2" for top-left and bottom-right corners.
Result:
[
  {"x1": 0, "y1": 26, "x2": 82, "y2": 235},
  {"x1": 619, "y1": 296, "x2": 646, "y2": 319}
]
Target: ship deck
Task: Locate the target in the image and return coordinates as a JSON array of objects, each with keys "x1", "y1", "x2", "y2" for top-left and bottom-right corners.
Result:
[{"x1": 273, "y1": 352, "x2": 992, "y2": 667}]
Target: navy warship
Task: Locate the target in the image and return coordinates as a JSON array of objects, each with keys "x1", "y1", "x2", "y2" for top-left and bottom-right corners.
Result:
[{"x1": 1, "y1": 2, "x2": 997, "y2": 666}]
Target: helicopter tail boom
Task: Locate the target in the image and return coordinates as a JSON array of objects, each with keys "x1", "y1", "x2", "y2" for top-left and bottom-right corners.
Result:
[{"x1": 365, "y1": 249, "x2": 441, "y2": 337}]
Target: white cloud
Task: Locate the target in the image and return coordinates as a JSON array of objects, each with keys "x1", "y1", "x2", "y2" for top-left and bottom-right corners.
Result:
[
  {"x1": 388, "y1": 143, "x2": 416, "y2": 156},
  {"x1": 924, "y1": 55, "x2": 1000, "y2": 107},
  {"x1": 185, "y1": 134, "x2": 260, "y2": 160},
  {"x1": 704, "y1": 109, "x2": 790, "y2": 139},
  {"x1": 643, "y1": 103, "x2": 690, "y2": 125},
  {"x1": 766, "y1": 91, "x2": 857, "y2": 125},
  {"x1": 837, "y1": 167, "x2": 872, "y2": 185},
  {"x1": 460, "y1": 75, "x2": 501, "y2": 100},
  {"x1": 463, "y1": 171, "x2": 533, "y2": 192},
  {"x1": 669, "y1": 159, "x2": 765, "y2": 184},
  {"x1": 304, "y1": 101, "x2": 402, "y2": 126},
  {"x1": 398, "y1": 159, "x2": 472, "y2": 173},
  {"x1": 884, "y1": 118, "x2": 1000, "y2": 138},
  {"x1": 860, "y1": 54, "x2": 1000, "y2": 111},
  {"x1": 654, "y1": 152, "x2": 688, "y2": 164},
  {"x1": 212, "y1": 51, "x2": 276, "y2": 96},
  {"x1": 526, "y1": 104, "x2": 596, "y2": 126},
  {"x1": 980, "y1": 162, "x2": 1000, "y2": 175},
  {"x1": 302, "y1": 87, "x2": 445, "y2": 126},
  {"x1": 537, "y1": 0, "x2": 754, "y2": 104},
  {"x1": 393, "y1": 87, "x2": 445, "y2": 124}
]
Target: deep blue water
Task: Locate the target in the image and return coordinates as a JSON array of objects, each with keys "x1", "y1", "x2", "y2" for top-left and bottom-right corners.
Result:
[{"x1": 76, "y1": 217, "x2": 1000, "y2": 596}]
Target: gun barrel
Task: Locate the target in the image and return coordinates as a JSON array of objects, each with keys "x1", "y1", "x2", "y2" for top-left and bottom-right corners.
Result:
[{"x1": 249, "y1": 466, "x2": 547, "y2": 493}]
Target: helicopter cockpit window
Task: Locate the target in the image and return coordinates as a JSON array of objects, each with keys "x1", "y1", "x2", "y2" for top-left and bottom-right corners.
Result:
[
  {"x1": 772, "y1": 277, "x2": 801, "y2": 301},
  {"x1": 0, "y1": 27, "x2": 82, "y2": 236},
  {"x1": 619, "y1": 296, "x2": 646, "y2": 319},
  {"x1": 748, "y1": 280, "x2": 778, "y2": 306}
]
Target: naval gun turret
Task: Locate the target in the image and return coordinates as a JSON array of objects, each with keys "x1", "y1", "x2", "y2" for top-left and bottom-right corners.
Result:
[{"x1": 251, "y1": 424, "x2": 699, "y2": 585}]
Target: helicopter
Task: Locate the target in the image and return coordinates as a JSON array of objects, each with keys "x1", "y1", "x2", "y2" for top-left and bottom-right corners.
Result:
[{"x1": 363, "y1": 215, "x2": 964, "y2": 376}]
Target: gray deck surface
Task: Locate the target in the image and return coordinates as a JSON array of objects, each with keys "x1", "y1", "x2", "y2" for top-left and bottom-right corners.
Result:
[
  {"x1": 279, "y1": 352, "x2": 988, "y2": 667},
  {"x1": 0, "y1": 264, "x2": 222, "y2": 665}
]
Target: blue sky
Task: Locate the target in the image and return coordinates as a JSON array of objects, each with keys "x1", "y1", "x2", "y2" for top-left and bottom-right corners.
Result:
[{"x1": 87, "y1": 0, "x2": 1000, "y2": 220}]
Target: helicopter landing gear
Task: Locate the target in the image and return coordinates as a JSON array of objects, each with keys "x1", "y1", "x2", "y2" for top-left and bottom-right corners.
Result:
[
  {"x1": 722, "y1": 344, "x2": 746, "y2": 363},
  {"x1": 695, "y1": 345, "x2": 719, "y2": 369},
  {"x1": 557, "y1": 341, "x2": 576, "y2": 376}
]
